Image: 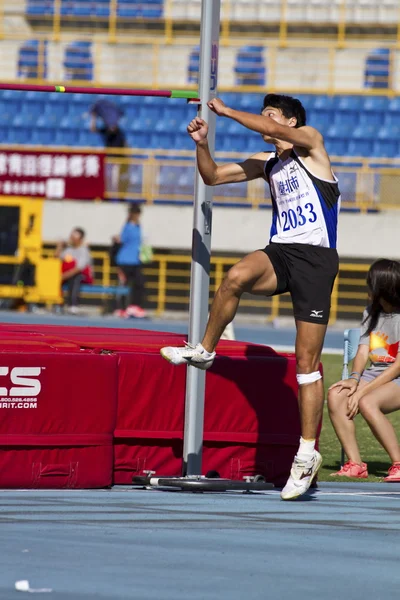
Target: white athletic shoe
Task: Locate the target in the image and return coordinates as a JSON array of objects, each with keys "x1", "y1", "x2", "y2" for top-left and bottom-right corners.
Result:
[
  {"x1": 160, "y1": 342, "x2": 216, "y2": 370},
  {"x1": 280, "y1": 450, "x2": 322, "y2": 501}
]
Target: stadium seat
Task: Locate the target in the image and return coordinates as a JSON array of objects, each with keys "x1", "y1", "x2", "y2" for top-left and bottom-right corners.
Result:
[
  {"x1": 362, "y1": 96, "x2": 389, "y2": 112},
  {"x1": 334, "y1": 95, "x2": 365, "y2": 111},
  {"x1": 347, "y1": 139, "x2": 375, "y2": 156},
  {"x1": 333, "y1": 111, "x2": 359, "y2": 128},
  {"x1": 324, "y1": 139, "x2": 349, "y2": 156},
  {"x1": 359, "y1": 112, "x2": 384, "y2": 126},
  {"x1": 313, "y1": 95, "x2": 336, "y2": 110},
  {"x1": 352, "y1": 124, "x2": 379, "y2": 140},
  {"x1": 64, "y1": 41, "x2": 93, "y2": 81},
  {"x1": 364, "y1": 48, "x2": 390, "y2": 89},
  {"x1": 373, "y1": 140, "x2": 399, "y2": 157},
  {"x1": 388, "y1": 96, "x2": 400, "y2": 113},
  {"x1": 234, "y1": 46, "x2": 266, "y2": 87},
  {"x1": 30, "y1": 129, "x2": 55, "y2": 145},
  {"x1": 383, "y1": 113, "x2": 400, "y2": 127}
]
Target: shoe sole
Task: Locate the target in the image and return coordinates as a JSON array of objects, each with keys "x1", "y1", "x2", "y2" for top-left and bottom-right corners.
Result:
[
  {"x1": 281, "y1": 453, "x2": 323, "y2": 501},
  {"x1": 160, "y1": 349, "x2": 212, "y2": 370}
]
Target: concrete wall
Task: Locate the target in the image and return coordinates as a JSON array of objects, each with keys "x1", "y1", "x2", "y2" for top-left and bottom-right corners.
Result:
[{"x1": 42, "y1": 200, "x2": 400, "y2": 260}]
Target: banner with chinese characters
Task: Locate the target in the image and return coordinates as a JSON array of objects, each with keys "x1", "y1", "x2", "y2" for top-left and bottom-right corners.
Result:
[{"x1": 0, "y1": 150, "x2": 105, "y2": 200}]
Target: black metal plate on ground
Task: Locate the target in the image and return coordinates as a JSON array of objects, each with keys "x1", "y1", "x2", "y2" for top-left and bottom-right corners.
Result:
[{"x1": 149, "y1": 477, "x2": 274, "y2": 492}]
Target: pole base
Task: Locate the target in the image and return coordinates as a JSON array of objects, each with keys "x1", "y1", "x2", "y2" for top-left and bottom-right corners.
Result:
[{"x1": 132, "y1": 474, "x2": 274, "y2": 493}]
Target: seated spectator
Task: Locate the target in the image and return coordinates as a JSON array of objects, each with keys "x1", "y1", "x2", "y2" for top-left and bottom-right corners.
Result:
[
  {"x1": 328, "y1": 259, "x2": 400, "y2": 482},
  {"x1": 55, "y1": 227, "x2": 93, "y2": 314}
]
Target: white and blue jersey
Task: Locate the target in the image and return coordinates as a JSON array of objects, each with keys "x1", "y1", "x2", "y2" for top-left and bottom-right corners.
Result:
[{"x1": 264, "y1": 150, "x2": 341, "y2": 249}]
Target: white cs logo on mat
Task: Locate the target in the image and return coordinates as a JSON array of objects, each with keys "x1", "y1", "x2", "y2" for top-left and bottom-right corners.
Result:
[{"x1": 0, "y1": 367, "x2": 43, "y2": 409}]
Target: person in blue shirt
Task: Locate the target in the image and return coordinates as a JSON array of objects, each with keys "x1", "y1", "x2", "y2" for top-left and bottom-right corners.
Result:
[{"x1": 114, "y1": 204, "x2": 146, "y2": 318}]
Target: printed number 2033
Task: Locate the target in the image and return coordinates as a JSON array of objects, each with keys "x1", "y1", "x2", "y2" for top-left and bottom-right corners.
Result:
[{"x1": 282, "y1": 203, "x2": 317, "y2": 231}]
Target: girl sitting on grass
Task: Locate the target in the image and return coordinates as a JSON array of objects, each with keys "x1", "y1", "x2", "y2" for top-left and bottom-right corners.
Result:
[{"x1": 328, "y1": 258, "x2": 400, "y2": 481}]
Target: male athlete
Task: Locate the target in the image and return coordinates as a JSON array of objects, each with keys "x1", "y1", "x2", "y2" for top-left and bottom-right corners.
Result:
[{"x1": 161, "y1": 94, "x2": 340, "y2": 500}]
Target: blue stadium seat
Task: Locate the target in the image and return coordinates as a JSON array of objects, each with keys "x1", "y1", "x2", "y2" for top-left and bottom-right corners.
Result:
[
  {"x1": 364, "y1": 48, "x2": 389, "y2": 89},
  {"x1": 30, "y1": 129, "x2": 55, "y2": 145},
  {"x1": 326, "y1": 123, "x2": 351, "y2": 139},
  {"x1": 378, "y1": 124, "x2": 400, "y2": 140},
  {"x1": 313, "y1": 95, "x2": 335, "y2": 110},
  {"x1": 352, "y1": 124, "x2": 379, "y2": 140},
  {"x1": 64, "y1": 41, "x2": 93, "y2": 81},
  {"x1": 334, "y1": 95, "x2": 364, "y2": 111},
  {"x1": 362, "y1": 96, "x2": 389, "y2": 112},
  {"x1": 8, "y1": 127, "x2": 32, "y2": 144},
  {"x1": 347, "y1": 140, "x2": 374, "y2": 156},
  {"x1": 59, "y1": 114, "x2": 85, "y2": 129},
  {"x1": 383, "y1": 113, "x2": 400, "y2": 127},
  {"x1": 333, "y1": 111, "x2": 359, "y2": 128},
  {"x1": 373, "y1": 140, "x2": 399, "y2": 158},
  {"x1": 308, "y1": 110, "x2": 332, "y2": 131},
  {"x1": 78, "y1": 131, "x2": 103, "y2": 146},
  {"x1": 359, "y1": 112, "x2": 384, "y2": 126},
  {"x1": 388, "y1": 96, "x2": 400, "y2": 113},
  {"x1": 18, "y1": 40, "x2": 48, "y2": 79},
  {"x1": 324, "y1": 139, "x2": 348, "y2": 156},
  {"x1": 96, "y1": 5, "x2": 110, "y2": 16},
  {"x1": 26, "y1": 0, "x2": 54, "y2": 15},
  {"x1": 55, "y1": 130, "x2": 80, "y2": 145},
  {"x1": 0, "y1": 127, "x2": 10, "y2": 143},
  {"x1": 234, "y1": 46, "x2": 266, "y2": 87},
  {"x1": 0, "y1": 102, "x2": 19, "y2": 125}
]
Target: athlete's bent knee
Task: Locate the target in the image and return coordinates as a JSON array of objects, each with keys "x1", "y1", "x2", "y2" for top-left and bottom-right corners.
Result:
[
  {"x1": 296, "y1": 371, "x2": 322, "y2": 386},
  {"x1": 223, "y1": 265, "x2": 249, "y2": 294}
]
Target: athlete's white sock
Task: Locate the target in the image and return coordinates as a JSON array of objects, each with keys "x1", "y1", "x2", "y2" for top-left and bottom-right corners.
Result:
[
  {"x1": 198, "y1": 343, "x2": 214, "y2": 358},
  {"x1": 296, "y1": 437, "x2": 316, "y2": 462}
]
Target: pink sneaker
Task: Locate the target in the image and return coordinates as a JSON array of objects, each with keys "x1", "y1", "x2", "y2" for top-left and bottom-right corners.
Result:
[
  {"x1": 383, "y1": 462, "x2": 400, "y2": 482},
  {"x1": 125, "y1": 305, "x2": 147, "y2": 319},
  {"x1": 330, "y1": 461, "x2": 368, "y2": 478},
  {"x1": 113, "y1": 309, "x2": 126, "y2": 318}
]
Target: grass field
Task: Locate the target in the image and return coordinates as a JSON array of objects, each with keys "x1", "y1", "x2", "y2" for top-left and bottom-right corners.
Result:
[{"x1": 319, "y1": 353, "x2": 400, "y2": 481}]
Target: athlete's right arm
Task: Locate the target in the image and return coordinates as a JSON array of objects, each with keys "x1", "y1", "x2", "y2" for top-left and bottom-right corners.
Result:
[{"x1": 188, "y1": 117, "x2": 266, "y2": 186}]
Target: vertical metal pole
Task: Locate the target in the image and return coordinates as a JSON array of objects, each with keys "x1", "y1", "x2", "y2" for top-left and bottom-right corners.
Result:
[{"x1": 183, "y1": 0, "x2": 220, "y2": 476}]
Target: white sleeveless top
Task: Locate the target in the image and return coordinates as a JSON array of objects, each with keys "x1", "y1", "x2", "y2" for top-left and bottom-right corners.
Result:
[{"x1": 264, "y1": 150, "x2": 341, "y2": 248}]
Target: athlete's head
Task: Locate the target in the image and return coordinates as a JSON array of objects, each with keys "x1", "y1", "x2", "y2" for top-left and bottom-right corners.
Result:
[
  {"x1": 260, "y1": 94, "x2": 306, "y2": 143},
  {"x1": 364, "y1": 258, "x2": 400, "y2": 334}
]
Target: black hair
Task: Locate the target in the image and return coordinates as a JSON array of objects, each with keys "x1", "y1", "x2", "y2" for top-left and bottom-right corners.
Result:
[
  {"x1": 128, "y1": 203, "x2": 142, "y2": 215},
  {"x1": 364, "y1": 258, "x2": 400, "y2": 335},
  {"x1": 73, "y1": 227, "x2": 85, "y2": 239},
  {"x1": 261, "y1": 94, "x2": 306, "y2": 128}
]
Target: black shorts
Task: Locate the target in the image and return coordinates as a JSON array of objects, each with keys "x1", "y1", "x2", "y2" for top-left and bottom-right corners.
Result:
[{"x1": 261, "y1": 242, "x2": 339, "y2": 325}]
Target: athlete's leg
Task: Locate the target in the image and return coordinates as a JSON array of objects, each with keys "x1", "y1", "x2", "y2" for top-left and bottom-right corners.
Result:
[
  {"x1": 281, "y1": 320, "x2": 327, "y2": 500},
  {"x1": 295, "y1": 320, "x2": 327, "y2": 440},
  {"x1": 160, "y1": 249, "x2": 280, "y2": 368},
  {"x1": 201, "y1": 250, "x2": 277, "y2": 352}
]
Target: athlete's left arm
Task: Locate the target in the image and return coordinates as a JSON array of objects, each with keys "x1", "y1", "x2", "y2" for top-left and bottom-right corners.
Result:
[{"x1": 208, "y1": 99, "x2": 322, "y2": 150}]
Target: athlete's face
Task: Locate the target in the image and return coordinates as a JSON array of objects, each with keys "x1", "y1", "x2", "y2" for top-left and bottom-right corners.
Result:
[{"x1": 260, "y1": 106, "x2": 297, "y2": 143}]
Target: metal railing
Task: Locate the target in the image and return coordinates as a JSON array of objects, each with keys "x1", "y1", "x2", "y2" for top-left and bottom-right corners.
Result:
[
  {"x1": 3, "y1": 0, "x2": 400, "y2": 45},
  {"x1": 1, "y1": 145, "x2": 399, "y2": 210},
  {"x1": 42, "y1": 247, "x2": 371, "y2": 324}
]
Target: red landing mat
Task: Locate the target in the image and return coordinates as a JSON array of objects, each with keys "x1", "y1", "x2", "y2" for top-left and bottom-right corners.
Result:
[
  {"x1": 0, "y1": 352, "x2": 118, "y2": 488},
  {"x1": 113, "y1": 350, "x2": 301, "y2": 487}
]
